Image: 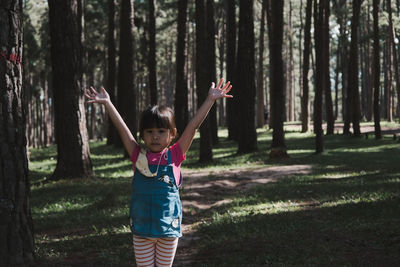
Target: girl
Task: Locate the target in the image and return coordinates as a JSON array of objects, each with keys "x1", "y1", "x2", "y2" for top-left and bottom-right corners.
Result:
[{"x1": 85, "y1": 78, "x2": 232, "y2": 267}]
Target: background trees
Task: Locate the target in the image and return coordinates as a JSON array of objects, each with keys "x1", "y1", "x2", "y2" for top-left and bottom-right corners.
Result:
[{"x1": 22, "y1": 0, "x2": 400, "y2": 158}]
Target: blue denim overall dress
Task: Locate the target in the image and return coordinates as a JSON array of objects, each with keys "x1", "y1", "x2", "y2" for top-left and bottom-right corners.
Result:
[{"x1": 129, "y1": 149, "x2": 182, "y2": 238}]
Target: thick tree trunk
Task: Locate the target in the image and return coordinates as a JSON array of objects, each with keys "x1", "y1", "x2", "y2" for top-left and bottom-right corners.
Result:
[
  {"x1": 267, "y1": 0, "x2": 288, "y2": 158},
  {"x1": 0, "y1": 1, "x2": 35, "y2": 265},
  {"x1": 48, "y1": 0, "x2": 93, "y2": 179},
  {"x1": 237, "y1": 0, "x2": 257, "y2": 153},
  {"x1": 196, "y1": 0, "x2": 213, "y2": 162},
  {"x1": 148, "y1": 0, "x2": 158, "y2": 105},
  {"x1": 174, "y1": 0, "x2": 189, "y2": 135}
]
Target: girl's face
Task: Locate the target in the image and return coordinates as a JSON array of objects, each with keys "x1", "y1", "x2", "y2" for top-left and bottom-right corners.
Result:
[{"x1": 142, "y1": 127, "x2": 176, "y2": 152}]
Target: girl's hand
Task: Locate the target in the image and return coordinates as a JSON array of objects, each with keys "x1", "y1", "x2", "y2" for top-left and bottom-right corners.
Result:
[
  {"x1": 85, "y1": 87, "x2": 110, "y2": 105},
  {"x1": 208, "y1": 78, "x2": 233, "y2": 101}
]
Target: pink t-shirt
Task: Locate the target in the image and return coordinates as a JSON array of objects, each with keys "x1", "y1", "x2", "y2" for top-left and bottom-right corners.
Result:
[{"x1": 130, "y1": 142, "x2": 186, "y2": 186}]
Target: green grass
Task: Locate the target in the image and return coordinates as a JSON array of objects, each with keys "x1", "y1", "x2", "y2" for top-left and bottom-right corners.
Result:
[{"x1": 29, "y1": 123, "x2": 400, "y2": 266}]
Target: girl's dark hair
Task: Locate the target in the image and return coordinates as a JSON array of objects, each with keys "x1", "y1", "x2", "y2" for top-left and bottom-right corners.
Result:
[{"x1": 139, "y1": 105, "x2": 176, "y2": 139}]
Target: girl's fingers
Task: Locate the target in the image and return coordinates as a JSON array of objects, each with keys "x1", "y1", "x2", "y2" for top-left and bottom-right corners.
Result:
[
  {"x1": 224, "y1": 85, "x2": 232, "y2": 94},
  {"x1": 90, "y1": 86, "x2": 97, "y2": 94},
  {"x1": 216, "y1": 78, "x2": 223, "y2": 89},
  {"x1": 222, "y1": 81, "x2": 230, "y2": 91},
  {"x1": 211, "y1": 82, "x2": 215, "y2": 89}
]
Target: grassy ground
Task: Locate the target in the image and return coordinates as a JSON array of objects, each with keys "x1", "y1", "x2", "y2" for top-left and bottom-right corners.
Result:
[{"x1": 29, "y1": 123, "x2": 400, "y2": 266}]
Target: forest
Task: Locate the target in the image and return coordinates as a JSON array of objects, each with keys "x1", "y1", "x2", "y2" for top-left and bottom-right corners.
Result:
[{"x1": 1, "y1": 0, "x2": 400, "y2": 265}]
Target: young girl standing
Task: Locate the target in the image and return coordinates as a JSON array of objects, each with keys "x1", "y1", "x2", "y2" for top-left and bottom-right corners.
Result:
[{"x1": 85, "y1": 78, "x2": 232, "y2": 267}]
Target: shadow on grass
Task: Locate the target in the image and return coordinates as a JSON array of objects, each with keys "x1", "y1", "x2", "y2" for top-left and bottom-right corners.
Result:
[
  {"x1": 34, "y1": 232, "x2": 135, "y2": 266},
  {"x1": 193, "y1": 197, "x2": 400, "y2": 266}
]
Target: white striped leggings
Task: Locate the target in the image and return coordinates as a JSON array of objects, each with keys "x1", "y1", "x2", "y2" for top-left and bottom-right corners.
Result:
[{"x1": 133, "y1": 235, "x2": 179, "y2": 267}]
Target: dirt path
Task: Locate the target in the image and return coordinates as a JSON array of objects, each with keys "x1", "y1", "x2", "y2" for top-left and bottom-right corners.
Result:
[{"x1": 174, "y1": 164, "x2": 312, "y2": 266}]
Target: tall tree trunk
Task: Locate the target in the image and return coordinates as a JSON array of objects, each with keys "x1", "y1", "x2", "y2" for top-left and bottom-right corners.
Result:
[
  {"x1": 116, "y1": 0, "x2": 137, "y2": 153},
  {"x1": 373, "y1": 0, "x2": 382, "y2": 139},
  {"x1": 322, "y1": 0, "x2": 334, "y2": 135},
  {"x1": 174, "y1": 0, "x2": 189, "y2": 135},
  {"x1": 107, "y1": 0, "x2": 117, "y2": 145},
  {"x1": 301, "y1": 0, "x2": 312, "y2": 133},
  {"x1": 148, "y1": 0, "x2": 158, "y2": 105},
  {"x1": 267, "y1": 0, "x2": 288, "y2": 158},
  {"x1": 49, "y1": 0, "x2": 93, "y2": 179},
  {"x1": 314, "y1": 0, "x2": 325, "y2": 153},
  {"x1": 347, "y1": 0, "x2": 363, "y2": 135},
  {"x1": 0, "y1": 1, "x2": 34, "y2": 265},
  {"x1": 287, "y1": 0, "x2": 294, "y2": 122},
  {"x1": 237, "y1": 0, "x2": 257, "y2": 153},
  {"x1": 196, "y1": 0, "x2": 213, "y2": 162},
  {"x1": 206, "y1": 0, "x2": 218, "y2": 145},
  {"x1": 388, "y1": 0, "x2": 400, "y2": 119},
  {"x1": 226, "y1": 0, "x2": 238, "y2": 140},
  {"x1": 257, "y1": 0, "x2": 266, "y2": 128}
]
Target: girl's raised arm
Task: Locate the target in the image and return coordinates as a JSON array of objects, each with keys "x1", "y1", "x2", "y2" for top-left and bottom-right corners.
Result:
[
  {"x1": 85, "y1": 87, "x2": 138, "y2": 157},
  {"x1": 178, "y1": 78, "x2": 232, "y2": 155}
]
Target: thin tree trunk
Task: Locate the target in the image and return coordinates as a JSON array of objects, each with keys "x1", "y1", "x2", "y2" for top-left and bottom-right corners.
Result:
[
  {"x1": 388, "y1": 0, "x2": 400, "y2": 120},
  {"x1": 257, "y1": 0, "x2": 266, "y2": 128},
  {"x1": 301, "y1": 0, "x2": 312, "y2": 133},
  {"x1": 321, "y1": 1, "x2": 334, "y2": 135},
  {"x1": 206, "y1": 0, "x2": 218, "y2": 145},
  {"x1": 107, "y1": 0, "x2": 117, "y2": 145},
  {"x1": 348, "y1": 0, "x2": 363, "y2": 135},
  {"x1": 226, "y1": 0, "x2": 238, "y2": 140},
  {"x1": 314, "y1": 0, "x2": 325, "y2": 153},
  {"x1": 148, "y1": 0, "x2": 158, "y2": 105},
  {"x1": 373, "y1": 0, "x2": 382, "y2": 139},
  {"x1": 174, "y1": 0, "x2": 189, "y2": 135}
]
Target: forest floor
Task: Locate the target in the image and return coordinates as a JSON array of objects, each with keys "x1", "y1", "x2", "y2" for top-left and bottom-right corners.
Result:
[
  {"x1": 29, "y1": 122, "x2": 400, "y2": 266},
  {"x1": 175, "y1": 164, "x2": 313, "y2": 266}
]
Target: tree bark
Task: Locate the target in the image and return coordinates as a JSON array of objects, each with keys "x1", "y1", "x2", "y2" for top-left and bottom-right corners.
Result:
[
  {"x1": 387, "y1": 0, "x2": 400, "y2": 120},
  {"x1": 237, "y1": 0, "x2": 258, "y2": 153},
  {"x1": 174, "y1": 0, "x2": 189, "y2": 135},
  {"x1": 148, "y1": 0, "x2": 158, "y2": 105},
  {"x1": 48, "y1": 0, "x2": 93, "y2": 178},
  {"x1": 196, "y1": 0, "x2": 213, "y2": 162},
  {"x1": 314, "y1": 0, "x2": 325, "y2": 153},
  {"x1": 257, "y1": 0, "x2": 266, "y2": 128},
  {"x1": 301, "y1": 0, "x2": 312, "y2": 133},
  {"x1": 0, "y1": 1, "x2": 34, "y2": 265},
  {"x1": 107, "y1": 0, "x2": 118, "y2": 145},
  {"x1": 347, "y1": 0, "x2": 363, "y2": 135},
  {"x1": 206, "y1": 0, "x2": 219, "y2": 145},
  {"x1": 226, "y1": 0, "x2": 238, "y2": 140},
  {"x1": 373, "y1": 0, "x2": 382, "y2": 139},
  {"x1": 322, "y1": 0, "x2": 334, "y2": 135},
  {"x1": 116, "y1": 0, "x2": 137, "y2": 153},
  {"x1": 267, "y1": 0, "x2": 288, "y2": 158}
]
